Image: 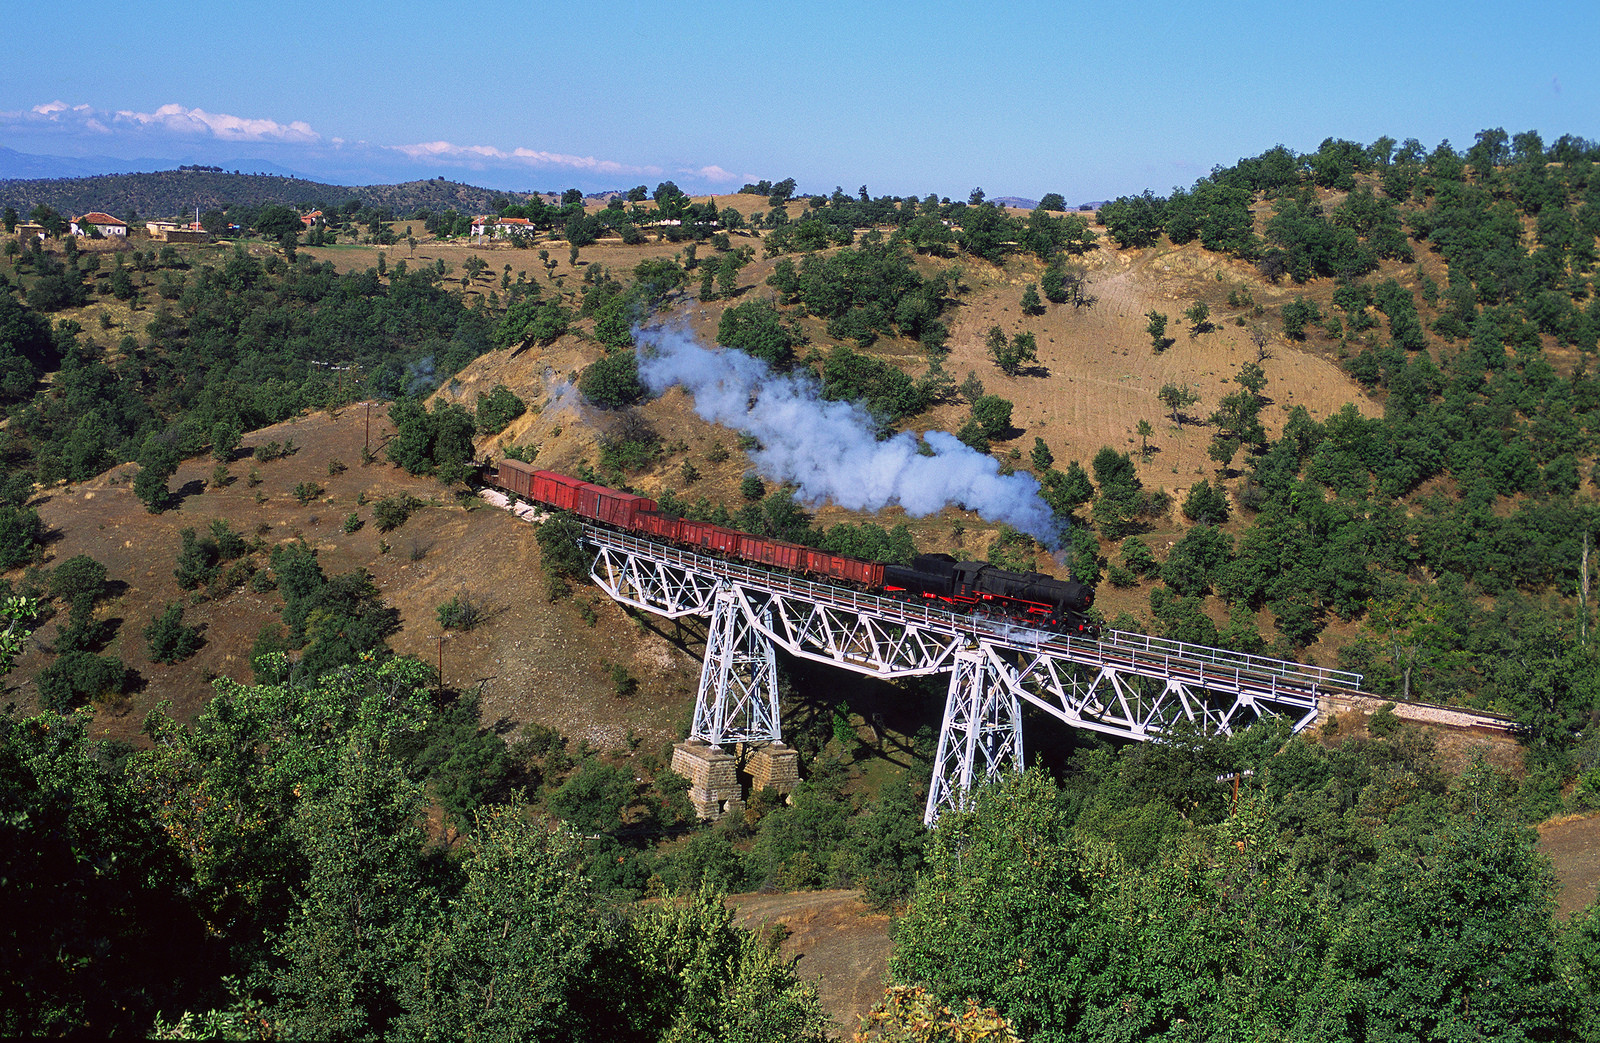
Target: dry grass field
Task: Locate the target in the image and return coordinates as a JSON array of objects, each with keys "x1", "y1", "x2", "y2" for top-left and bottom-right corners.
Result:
[{"x1": 7, "y1": 407, "x2": 701, "y2": 752}]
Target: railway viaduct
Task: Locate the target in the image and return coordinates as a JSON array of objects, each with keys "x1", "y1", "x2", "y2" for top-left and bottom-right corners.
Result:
[{"x1": 484, "y1": 490, "x2": 1515, "y2": 823}]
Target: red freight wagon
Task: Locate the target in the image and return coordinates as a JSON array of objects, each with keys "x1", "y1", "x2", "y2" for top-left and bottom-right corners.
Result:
[
  {"x1": 530, "y1": 470, "x2": 586, "y2": 512},
  {"x1": 591, "y1": 488, "x2": 659, "y2": 529},
  {"x1": 495, "y1": 458, "x2": 537, "y2": 498},
  {"x1": 737, "y1": 534, "x2": 806, "y2": 572},
  {"x1": 802, "y1": 548, "x2": 834, "y2": 576},
  {"x1": 574, "y1": 483, "x2": 605, "y2": 520},
  {"x1": 634, "y1": 511, "x2": 681, "y2": 543},
  {"x1": 679, "y1": 519, "x2": 741, "y2": 556},
  {"x1": 828, "y1": 555, "x2": 885, "y2": 588}
]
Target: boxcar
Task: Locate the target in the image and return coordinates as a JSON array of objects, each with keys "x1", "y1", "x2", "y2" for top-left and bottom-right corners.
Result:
[
  {"x1": 588, "y1": 487, "x2": 658, "y2": 529},
  {"x1": 494, "y1": 458, "x2": 538, "y2": 499},
  {"x1": 530, "y1": 470, "x2": 586, "y2": 512}
]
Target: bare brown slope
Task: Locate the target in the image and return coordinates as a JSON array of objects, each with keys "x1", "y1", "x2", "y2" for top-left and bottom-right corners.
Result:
[{"x1": 6, "y1": 406, "x2": 699, "y2": 750}]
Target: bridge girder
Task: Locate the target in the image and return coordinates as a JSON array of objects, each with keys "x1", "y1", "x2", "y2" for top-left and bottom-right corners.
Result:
[{"x1": 579, "y1": 525, "x2": 1348, "y2": 823}]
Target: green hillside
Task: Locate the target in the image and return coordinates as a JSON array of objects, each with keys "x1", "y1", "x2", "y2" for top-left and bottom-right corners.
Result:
[
  {"x1": 6, "y1": 126, "x2": 1600, "y2": 1040},
  {"x1": 0, "y1": 168, "x2": 541, "y2": 222}
]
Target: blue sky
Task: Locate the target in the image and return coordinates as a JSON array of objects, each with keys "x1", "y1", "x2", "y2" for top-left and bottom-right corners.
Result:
[{"x1": 3, "y1": 0, "x2": 1595, "y2": 201}]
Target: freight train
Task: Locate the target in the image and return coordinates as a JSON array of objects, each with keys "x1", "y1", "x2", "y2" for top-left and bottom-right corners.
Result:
[{"x1": 490, "y1": 459, "x2": 1098, "y2": 636}]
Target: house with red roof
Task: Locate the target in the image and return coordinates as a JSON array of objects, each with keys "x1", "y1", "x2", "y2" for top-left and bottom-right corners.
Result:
[
  {"x1": 471, "y1": 216, "x2": 534, "y2": 238},
  {"x1": 70, "y1": 213, "x2": 127, "y2": 237}
]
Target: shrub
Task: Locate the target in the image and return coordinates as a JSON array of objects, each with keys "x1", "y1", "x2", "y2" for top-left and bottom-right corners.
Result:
[
  {"x1": 1369, "y1": 701, "x2": 1402, "y2": 737},
  {"x1": 475, "y1": 384, "x2": 527, "y2": 435},
  {"x1": 436, "y1": 592, "x2": 484, "y2": 631},
  {"x1": 0, "y1": 505, "x2": 45, "y2": 569},
  {"x1": 174, "y1": 529, "x2": 221, "y2": 590},
  {"x1": 372, "y1": 494, "x2": 421, "y2": 533},
  {"x1": 606, "y1": 662, "x2": 639, "y2": 699},
  {"x1": 37, "y1": 651, "x2": 127, "y2": 711},
  {"x1": 145, "y1": 602, "x2": 202, "y2": 664}
]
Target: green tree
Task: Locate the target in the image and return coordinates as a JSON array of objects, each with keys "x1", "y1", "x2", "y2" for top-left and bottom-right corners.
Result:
[
  {"x1": 1029, "y1": 437, "x2": 1054, "y2": 473},
  {"x1": 987, "y1": 327, "x2": 1038, "y2": 376},
  {"x1": 0, "y1": 595, "x2": 39, "y2": 676},
  {"x1": 1281, "y1": 296, "x2": 1323, "y2": 339},
  {"x1": 892, "y1": 770, "x2": 1115, "y2": 1042},
  {"x1": 578, "y1": 350, "x2": 645, "y2": 409},
  {"x1": 0, "y1": 504, "x2": 45, "y2": 569},
  {"x1": 145, "y1": 601, "x2": 202, "y2": 664},
  {"x1": 1020, "y1": 283, "x2": 1044, "y2": 315},
  {"x1": 717, "y1": 299, "x2": 800, "y2": 365},
  {"x1": 254, "y1": 205, "x2": 300, "y2": 238},
  {"x1": 474, "y1": 384, "x2": 526, "y2": 435},
  {"x1": 134, "y1": 432, "x2": 182, "y2": 513},
  {"x1": 1068, "y1": 526, "x2": 1104, "y2": 587},
  {"x1": 209, "y1": 420, "x2": 240, "y2": 462},
  {"x1": 36, "y1": 651, "x2": 127, "y2": 711},
  {"x1": 1040, "y1": 462, "x2": 1094, "y2": 520},
  {"x1": 0, "y1": 709, "x2": 213, "y2": 1036},
  {"x1": 51, "y1": 553, "x2": 109, "y2": 652},
  {"x1": 1182, "y1": 479, "x2": 1230, "y2": 524},
  {"x1": 1091, "y1": 446, "x2": 1152, "y2": 539},
  {"x1": 1146, "y1": 310, "x2": 1171, "y2": 351},
  {"x1": 397, "y1": 810, "x2": 610, "y2": 1041},
  {"x1": 534, "y1": 516, "x2": 590, "y2": 600},
  {"x1": 969, "y1": 395, "x2": 1013, "y2": 442},
  {"x1": 269, "y1": 738, "x2": 436, "y2": 1040},
  {"x1": 614, "y1": 885, "x2": 829, "y2": 1042},
  {"x1": 1329, "y1": 812, "x2": 1566, "y2": 1042},
  {"x1": 1160, "y1": 524, "x2": 1233, "y2": 597}
]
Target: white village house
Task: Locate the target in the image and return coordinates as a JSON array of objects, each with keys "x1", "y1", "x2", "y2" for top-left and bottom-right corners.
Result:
[
  {"x1": 470, "y1": 216, "x2": 535, "y2": 238},
  {"x1": 69, "y1": 212, "x2": 127, "y2": 237}
]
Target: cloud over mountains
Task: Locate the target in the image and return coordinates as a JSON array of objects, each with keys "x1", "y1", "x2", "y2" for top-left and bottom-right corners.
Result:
[{"x1": 1, "y1": 99, "x2": 749, "y2": 192}]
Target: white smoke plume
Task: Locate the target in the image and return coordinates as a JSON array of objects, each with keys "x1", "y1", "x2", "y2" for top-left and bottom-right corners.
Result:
[{"x1": 635, "y1": 325, "x2": 1064, "y2": 549}]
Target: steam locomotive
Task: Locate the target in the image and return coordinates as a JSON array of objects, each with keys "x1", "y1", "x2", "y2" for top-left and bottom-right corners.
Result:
[{"x1": 490, "y1": 459, "x2": 1097, "y2": 636}]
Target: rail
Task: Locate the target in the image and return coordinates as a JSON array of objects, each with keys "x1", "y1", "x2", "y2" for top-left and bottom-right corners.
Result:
[{"x1": 580, "y1": 524, "x2": 1361, "y2": 698}]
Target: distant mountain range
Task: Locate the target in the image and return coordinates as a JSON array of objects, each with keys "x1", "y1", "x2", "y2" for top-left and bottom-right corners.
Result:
[
  {"x1": 991, "y1": 195, "x2": 1107, "y2": 212},
  {"x1": 0, "y1": 146, "x2": 320, "y2": 182},
  {"x1": 0, "y1": 159, "x2": 541, "y2": 222}
]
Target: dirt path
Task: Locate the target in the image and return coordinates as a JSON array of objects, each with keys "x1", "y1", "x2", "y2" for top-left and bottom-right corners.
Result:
[
  {"x1": 729, "y1": 889, "x2": 892, "y2": 1035},
  {"x1": 1539, "y1": 813, "x2": 1600, "y2": 918}
]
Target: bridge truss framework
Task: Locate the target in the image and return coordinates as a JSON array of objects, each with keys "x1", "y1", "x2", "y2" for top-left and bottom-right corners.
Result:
[{"x1": 581, "y1": 525, "x2": 1360, "y2": 824}]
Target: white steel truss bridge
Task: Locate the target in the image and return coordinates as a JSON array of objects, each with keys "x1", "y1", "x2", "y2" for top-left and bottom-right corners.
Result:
[{"x1": 580, "y1": 525, "x2": 1362, "y2": 824}]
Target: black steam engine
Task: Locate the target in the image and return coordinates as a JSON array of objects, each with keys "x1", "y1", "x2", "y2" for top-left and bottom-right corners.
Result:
[{"x1": 883, "y1": 553, "x2": 1098, "y2": 636}]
